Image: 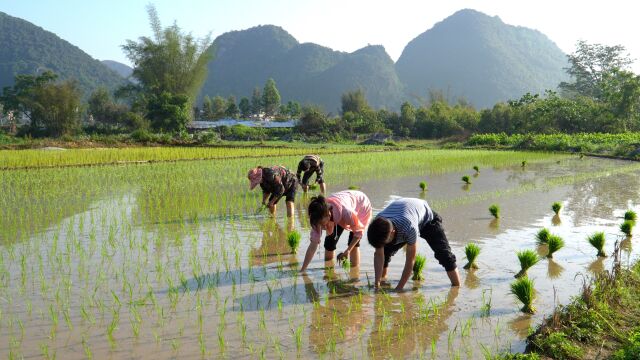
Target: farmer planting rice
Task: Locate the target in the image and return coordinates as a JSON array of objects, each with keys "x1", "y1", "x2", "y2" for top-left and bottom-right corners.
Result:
[
  {"x1": 296, "y1": 155, "x2": 326, "y2": 194},
  {"x1": 300, "y1": 190, "x2": 372, "y2": 271},
  {"x1": 367, "y1": 197, "x2": 460, "y2": 290},
  {"x1": 248, "y1": 165, "x2": 298, "y2": 217}
]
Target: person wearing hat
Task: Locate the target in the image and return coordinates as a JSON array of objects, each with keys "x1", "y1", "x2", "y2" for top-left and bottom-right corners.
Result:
[
  {"x1": 296, "y1": 155, "x2": 326, "y2": 194},
  {"x1": 248, "y1": 165, "x2": 298, "y2": 217}
]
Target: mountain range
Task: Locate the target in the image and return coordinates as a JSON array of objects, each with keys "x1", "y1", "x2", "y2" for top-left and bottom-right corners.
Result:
[{"x1": 1, "y1": 9, "x2": 569, "y2": 110}]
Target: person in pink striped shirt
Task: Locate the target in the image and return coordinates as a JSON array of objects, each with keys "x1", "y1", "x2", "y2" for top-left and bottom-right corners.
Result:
[{"x1": 300, "y1": 190, "x2": 373, "y2": 272}]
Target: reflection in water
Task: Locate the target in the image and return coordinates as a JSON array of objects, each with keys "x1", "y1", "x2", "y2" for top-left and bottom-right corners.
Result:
[
  {"x1": 462, "y1": 184, "x2": 471, "y2": 192},
  {"x1": 508, "y1": 314, "x2": 533, "y2": 339},
  {"x1": 464, "y1": 269, "x2": 480, "y2": 289},
  {"x1": 551, "y1": 214, "x2": 562, "y2": 226},
  {"x1": 251, "y1": 219, "x2": 291, "y2": 267},
  {"x1": 621, "y1": 236, "x2": 633, "y2": 253},
  {"x1": 303, "y1": 273, "x2": 371, "y2": 356},
  {"x1": 547, "y1": 259, "x2": 565, "y2": 279},
  {"x1": 367, "y1": 287, "x2": 459, "y2": 359},
  {"x1": 489, "y1": 218, "x2": 500, "y2": 231},
  {"x1": 587, "y1": 257, "x2": 606, "y2": 274}
]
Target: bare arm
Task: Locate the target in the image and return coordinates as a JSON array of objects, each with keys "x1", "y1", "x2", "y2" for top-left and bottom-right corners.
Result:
[
  {"x1": 374, "y1": 247, "x2": 385, "y2": 288},
  {"x1": 338, "y1": 235, "x2": 361, "y2": 260},
  {"x1": 262, "y1": 192, "x2": 270, "y2": 205},
  {"x1": 395, "y1": 243, "x2": 416, "y2": 291},
  {"x1": 300, "y1": 239, "x2": 319, "y2": 272}
]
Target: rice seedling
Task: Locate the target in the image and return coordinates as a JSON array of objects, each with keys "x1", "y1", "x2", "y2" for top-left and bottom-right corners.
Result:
[
  {"x1": 624, "y1": 210, "x2": 637, "y2": 221},
  {"x1": 462, "y1": 243, "x2": 480, "y2": 270},
  {"x1": 521, "y1": 160, "x2": 527, "y2": 167},
  {"x1": 412, "y1": 255, "x2": 427, "y2": 281},
  {"x1": 461, "y1": 175, "x2": 471, "y2": 184},
  {"x1": 341, "y1": 259, "x2": 351, "y2": 271},
  {"x1": 489, "y1": 204, "x2": 500, "y2": 219},
  {"x1": 546, "y1": 235, "x2": 564, "y2": 258},
  {"x1": 510, "y1": 277, "x2": 536, "y2": 314},
  {"x1": 419, "y1": 181, "x2": 428, "y2": 191},
  {"x1": 473, "y1": 165, "x2": 479, "y2": 173},
  {"x1": 348, "y1": 185, "x2": 360, "y2": 190},
  {"x1": 287, "y1": 230, "x2": 302, "y2": 253},
  {"x1": 308, "y1": 183, "x2": 319, "y2": 191},
  {"x1": 587, "y1": 232, "x2": 607, "y2": 257},
  {"x1": 620, "y1": 220, "x2": 634, "y2": 236},
  {"x1": 551, "y1": 202, "x2": 562, "y2": 215},
  {"x1": 536, "y1": 228, "x2": 551, "y2": 245},
  {"x1": 515, "y1": 250, "x2": 540, "y2": 278}
]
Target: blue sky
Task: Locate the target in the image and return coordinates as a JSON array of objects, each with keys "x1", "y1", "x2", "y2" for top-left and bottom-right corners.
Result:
[{"x1": 2, "y1": 0, "x2": 639, "y2": 72}]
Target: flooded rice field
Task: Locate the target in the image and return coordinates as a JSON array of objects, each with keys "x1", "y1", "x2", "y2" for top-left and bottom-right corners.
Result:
[{"x1": 1, "y1": 149, "x2": 639, "y2": 359}]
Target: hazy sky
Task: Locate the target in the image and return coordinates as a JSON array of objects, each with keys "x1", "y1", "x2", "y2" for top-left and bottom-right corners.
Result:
[{"x1": 2, "y1": 0, "x2": 639, "y2": 72}]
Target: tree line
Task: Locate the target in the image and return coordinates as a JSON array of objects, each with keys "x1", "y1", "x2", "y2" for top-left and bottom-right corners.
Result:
[{"x1": 1, "y1": 7, "x2": 639, "y2": 140}]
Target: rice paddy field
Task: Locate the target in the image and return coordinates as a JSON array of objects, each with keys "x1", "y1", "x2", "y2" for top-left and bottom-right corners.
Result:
[{"x1": 1, "y1": 148, "x2": 640, "y2": 359}]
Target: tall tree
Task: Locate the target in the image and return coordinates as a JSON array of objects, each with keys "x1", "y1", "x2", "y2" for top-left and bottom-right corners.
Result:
[
  {"x1": 238, "y1": 97, "x2": 251, "y2": 118},
  {"x1": 201, "y1": 95, "x2": 213, "y2": 119},
  {"x1": 88, "y1": 87, "x2": 127, "y2": 128},
  {"x1": 121, "y1": 4, "x2": 212, "y2": 131},
  {"x1": 251, "y1": 87, "x2": 262, "y2": 117},
  {"x1": 225, "y1": 96, "x2": 239, "y2": 118},
  {"x1": 262, "y1": 78, "x2": 281, "y2": 118},
  {"x1": 341, "y1": 89, "x2": 369, "y2": 115},
  {"x1": 559, "y1": 41, "x2": 633, "y2": 100}
]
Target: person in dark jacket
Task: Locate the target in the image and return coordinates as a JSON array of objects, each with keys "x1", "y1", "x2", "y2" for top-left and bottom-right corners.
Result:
[
  {"x1": 296, "y1": 155, "x2": 326, "y2": 194},
  {"x1": 248, "y1": 165, "x2": 297, "y2": 217}
]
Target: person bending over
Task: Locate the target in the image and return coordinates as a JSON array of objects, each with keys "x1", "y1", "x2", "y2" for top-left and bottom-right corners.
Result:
[
  {"x1": 296, "y1": 155, "x2": 326, "y2": 194},
  {"x1": 248, "y1": 165, "x2": 297, "y2": 217},
  {"x1": 367, "y1": 198, "x2": 460, "y2": 291},
  {"x1": 300, "y1": 190, "x2": 372, "y2": 271}
]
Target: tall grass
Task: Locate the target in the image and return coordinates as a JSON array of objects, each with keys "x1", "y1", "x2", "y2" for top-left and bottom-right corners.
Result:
[
  {"x1": 489, "y1": 204, "x2": 500, "y2": 219},
  {"x1": 463, "y1": 243, "x2": 480, "y2": 270},
  {"x1": 587, "y1": 232, "x2": 606, "y2": 257},
  {"x1": 546, "y1": 235, "x2": 564, "y2": 258},
  {"x1": 536, "y1": 228, "x2": 551, "y2": 245},
  {"x1": 412, "y1": 255, "x2": 427, "y2": 281},
  {"x1": 515, "y1": 250, "x2": 540, "y2": 278},
  {"x1": 510, "y1": 277, "x2": 536, "y2": 314}
]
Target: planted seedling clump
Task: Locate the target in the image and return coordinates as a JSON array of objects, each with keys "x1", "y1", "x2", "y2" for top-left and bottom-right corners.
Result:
[
  {"x1": 463, "y1": 243, "x2": 480, "y2": 270},
  {"x1": 521, "y1": 160, "x2": 527, "y2": 167},
  {"x1": 473, "y1": 165, "x2": 479, "y2": 173},
  {"x1": 462, "y1": 175, "x2": 471, "y2": 185},
  {"x1": 515, "y1": 250, "x2": 540, "y2": 278},
  {"x1": 412, "y1": 255, "x2": 427, "y2": 281},
  {"x1": 308, "y1": 184, "x2": 319, "y2": 191},
  {"x1": 620, "y1": 220, "x2": 634, "y2": 236},
  {"x1": 419, "y1": 181, "x2": 428, "y2": 191},
  {"x1": 287, "y1": 230, "x2": 301, "y2": 254},
  {"x1": 587, "y1": 232, "x2": 606, "y2": 257},
  {"x1": 348, "y1": 185, "x2": 360, "y2": 190},
  {"x1": 510, "y1": 277, "x2": 536, "y2": 314},
  {"x1": 624, "y1": 210, "x2": 637, "y2": 222},
  {"x1": 489, "y1": 204, "x2": 500, "y2": 219},
  {"x1": 536, "y1": 228, "x2": 551, "y2": 245},
  {"x1": 546, "y1": 235, "x2": 564, "y2": 258},
  {"x1": 551, "y1": 202, "x2": 562, "y2": 215}
]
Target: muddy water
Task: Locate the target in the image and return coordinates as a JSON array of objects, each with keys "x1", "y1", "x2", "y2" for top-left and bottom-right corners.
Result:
[{"x1": 1, "y1": 156, "x2": 640, "y2": 359}]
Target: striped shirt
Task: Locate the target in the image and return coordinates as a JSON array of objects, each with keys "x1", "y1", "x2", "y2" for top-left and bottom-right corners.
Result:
[{"x1": 376, "y1": 198, "x2": 434, "y2": 246}]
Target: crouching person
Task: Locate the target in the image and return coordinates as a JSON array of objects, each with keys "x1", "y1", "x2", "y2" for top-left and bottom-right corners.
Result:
[
  {"x1": 248, "y1": 165, "x2": 298, "y2": 217},
  {"x1": 296, "y1": 155, "x2": 326, "y2": 195},
  {"x1": 300, "y1": 190, "x2": 372, "y2": 271},
  {"x1": 367, "y1": 198, "x2": 460, "y2": 291}
]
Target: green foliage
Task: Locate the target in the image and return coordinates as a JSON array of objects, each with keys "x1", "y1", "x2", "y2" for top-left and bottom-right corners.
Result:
[
  {"x1": 624, "y1": 210, "x2": 637, "y2": 221},
  {"x1": 536, "y1": 228, "x2": 551, "y2": 245},
  {"x1": 620, "y1": 220, "x2": 634, "y2": 236},
  {"x1": 587, "y1": 232, "x2": 606, "y2": 257},
  {"x1": 238, "y1": 97, "x2": 251, "y2": 118},
  {"x1": 287, "y1": 230, "x2": 301, "y2": 254},
  {"x1": 412, "y1": 254, "x2": 426, "y2": 280},
  {"x1": 492, "y1": 353, "x2": 540, "y2": 360},
  {"x1": 121, "y1": 5, "x2": 212, "y2": 131},
  {"x1": 473, "y1": 165, "x2": 479, "y2": 173},
  {"x1": 262, "y1": 78, "x2": 281, "y2": 117},
  {"x1": 546, "y1": 235, "x2": 564, "y2": 258},
  {"x1": 347, "y1": 185, "x2": 359, "y2": 190},
  {"x1": 88, "y1": 87, "x2": 128, "y2": 129},
  {"x1": 489, "y1": 204, "x2": 500, "y2": 218},
  {"x1": 0, "y1": 12, "x2": 124, "y2": 96},
  {"x1": 611, "y1": 329, "x2": 640, "y2": 360},
  {"x1": 515, "y1": 250, "x2": 540, "y2": 278},
  {"x1": 463, "y1": 243, "x2": 480, "y2": 270},
  {"x1": 531, "y1": 332, "x2": 583, "y2": 360},
  {"x1": 462, "y1": 175, "x2": 471, "y2": 184},
  {"x1": 510, "y1": 277, "x2": 536, "y2": 313},
  {"x1": 225, "y1": 96, "x2": 239, "y2": 118},
  {"x1": 552, "y1": 202, "x2": 562, "y2": 215},
  {"x1": 419, "y1": 181, "x2": 428, "y2": 191}
]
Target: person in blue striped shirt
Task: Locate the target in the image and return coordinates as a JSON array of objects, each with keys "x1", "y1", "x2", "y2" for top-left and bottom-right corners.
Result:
[{"x1": 367, "y1": 198, "x2": 460, "y2": 290}]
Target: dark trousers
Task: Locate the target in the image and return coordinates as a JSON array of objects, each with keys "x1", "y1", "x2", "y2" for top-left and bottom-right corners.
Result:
[
  {"x1": 323, "y1": 224, "x2": 359, "y2": 251},
  {"x1": 383, "y1": 212, "x2": 457, "y2": 271}
]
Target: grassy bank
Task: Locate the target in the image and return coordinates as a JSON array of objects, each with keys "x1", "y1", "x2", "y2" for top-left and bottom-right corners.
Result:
[
  {"x1": 496, "y1": 248, "x2": 640, "y2": 360},
  {"x1": 466, "y1": 133, "x2": 640, "y2": 159}
]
